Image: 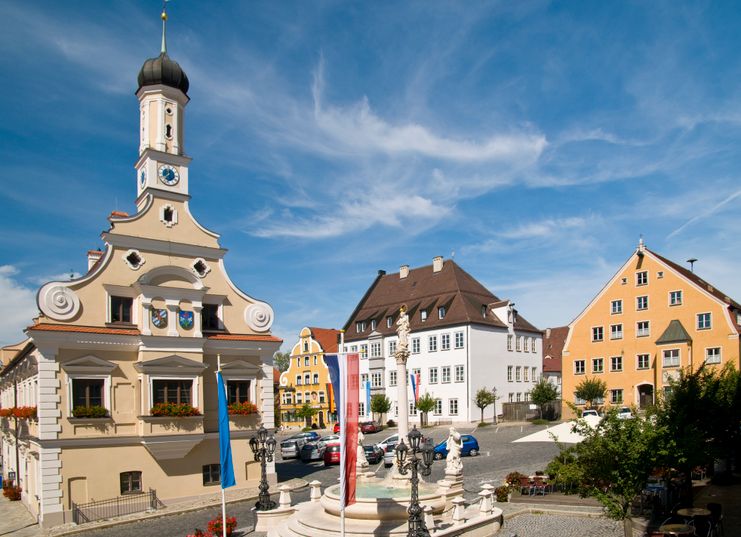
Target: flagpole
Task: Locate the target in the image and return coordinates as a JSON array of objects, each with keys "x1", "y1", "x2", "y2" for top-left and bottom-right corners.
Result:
[{"x1": 217, "y1": 354, "x2": 227, "y2": 537}]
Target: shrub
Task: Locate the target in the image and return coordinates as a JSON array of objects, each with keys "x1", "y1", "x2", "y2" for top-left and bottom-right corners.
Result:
[
  {"x1": 0, "y1": 407, "x2": 37, "y2": 419},
  {"x1": 72, "y1": 405, "x2": 108, "y2": 418},
  {"x1": 0, "y1": 408, "x2": 11, "y2": 418},
  {"x1": 207, "y1": 515, "x2": 237, "y2": 537},
  {"x1": 494, "y1": 485, "x2": 510, "y2": 502},
  {"x1": 505, "y1": 471, "x2": 527, "y2": 487},
  {"x1": 227, "y1": 401, "x2": 258, "y2": 415},
  {"x1": 150, "y1": 402, "x2": 201, "y2": 417},
  {"x1": 387, "y1": 419, "x2": 396, "y2": 427},
  {"x1": 3, "y1": 486, "x2": 22, "y2": 501}
]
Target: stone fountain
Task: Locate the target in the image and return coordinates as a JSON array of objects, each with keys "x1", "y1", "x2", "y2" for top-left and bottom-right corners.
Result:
[{"x1": 259, "y1": 308, "x2": 504, "y2": 537}]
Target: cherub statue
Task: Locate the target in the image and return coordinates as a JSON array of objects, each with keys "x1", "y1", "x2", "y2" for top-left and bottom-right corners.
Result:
[{"x1": 445, "y1": 427, "x2": 463, "y2": 475}]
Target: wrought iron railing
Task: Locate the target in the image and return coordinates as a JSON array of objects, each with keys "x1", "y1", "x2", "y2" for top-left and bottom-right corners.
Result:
[{"x1": 72, "y1": 488, "x2": 163, "y2": 525}]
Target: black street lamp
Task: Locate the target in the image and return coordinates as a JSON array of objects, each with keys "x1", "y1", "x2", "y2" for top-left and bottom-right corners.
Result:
[
  {"x1": 396, "y1": 426, "x2": 435, "y2": 537},
  {"x1": 249, "y1": 424, "x2": 277, "y2": 511}
]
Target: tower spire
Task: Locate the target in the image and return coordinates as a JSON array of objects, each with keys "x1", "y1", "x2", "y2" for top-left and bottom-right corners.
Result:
[{"x1": 160, "y1": 0, "x2": 168, "y2": 54}]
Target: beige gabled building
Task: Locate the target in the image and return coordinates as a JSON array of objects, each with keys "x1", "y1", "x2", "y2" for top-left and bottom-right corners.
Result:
[{"x1": 0, "y1": 17, "x2": 280, "y2": 527}]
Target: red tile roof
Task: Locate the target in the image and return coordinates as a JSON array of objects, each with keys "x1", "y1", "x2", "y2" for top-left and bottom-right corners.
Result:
[
  {"x1": 309, "y1": 327, "x2": 341, "y2": 353},
  {"x1": 543, "y1": 326, "x2": 568, "y2": 373},
  {"x1": 207, "y1": 333, "x2": 283, "y2": 343},
  {"x1": 109, "y1": 211, "x2": 130, "y2": 218},
  {"x1": 273, "y1": 367, "x2": 281, "y2": 384},
  {"x1": 28, "y1": 323, "x2": 140, "y2": 336},
  {"x1": 344, "y1": 260, "x2": 540, "y2": 341}
]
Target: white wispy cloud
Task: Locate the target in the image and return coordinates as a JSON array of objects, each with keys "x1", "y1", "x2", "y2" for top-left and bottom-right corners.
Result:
[
  {"x1": 666, "y1": 187, "x2": 741, "y2": 240},
  {"x1": 0, "y1": 266, "x2": 38, "y2": 347},
  {"x1": 498, "y1": 217, "x2": 587, "y2": 240}
]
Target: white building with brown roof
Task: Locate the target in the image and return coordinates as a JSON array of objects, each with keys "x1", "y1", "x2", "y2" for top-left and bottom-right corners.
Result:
[
  {"x1": 0, "y1": 20, "x2": 280, "y2": 527},
  {"x1": 343, "y1": 256, "x2": 542, "y2": 423}
]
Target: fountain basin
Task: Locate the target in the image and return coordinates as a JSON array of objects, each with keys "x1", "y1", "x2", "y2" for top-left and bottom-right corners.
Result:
[{"x1": 320, "y1": 481, "x2": 445, "y2": 520}]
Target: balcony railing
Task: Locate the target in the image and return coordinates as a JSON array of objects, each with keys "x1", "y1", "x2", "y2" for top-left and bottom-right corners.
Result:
[{"x1": 72, "y1": 488, "x2": 164, "y2": 524}]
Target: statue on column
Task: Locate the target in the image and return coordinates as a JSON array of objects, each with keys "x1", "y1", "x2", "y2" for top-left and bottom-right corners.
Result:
[
  {"x1": 396, "y1": 305, "x2": 410, "y2": 358},
  {"x1": 445, "y1": 427, "x2": 463, "y2": 475}
]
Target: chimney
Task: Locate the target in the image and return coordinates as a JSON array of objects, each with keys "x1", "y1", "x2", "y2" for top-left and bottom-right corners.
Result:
[
  {"x1": 87, "y1": 249, "x2": 103, "y2": 270},
  {"x1": 378, "y1": 270, "x2": 386, "y2": 277},
  {"x1": 546, "y1": 328, "x2": 551, "y2": 339},
  {"x1": 400, "y1": 265, "x2": 409, "y2": 279},
  {"x1": 432, "y1": 256, "x2": 443, "y2": 273}
]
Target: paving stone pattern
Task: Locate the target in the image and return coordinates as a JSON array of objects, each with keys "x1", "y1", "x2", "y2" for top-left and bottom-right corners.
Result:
[{"x1": 503, "y1": 513, "x2": 622, "y2": 537}]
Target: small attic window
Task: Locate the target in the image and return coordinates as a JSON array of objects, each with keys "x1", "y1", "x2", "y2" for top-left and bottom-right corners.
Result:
[
  {"x1": 163, "y1": 206, "x2": 174, "y2": 222},
  {"x1": 481, "y1": 305, "x2": 487, "y2": 318},
  {"x1": 657, "y1": 271, "x2": 664, "y2": 279},
  {"x1": 192, "y1": 258, "x2": 211, "y2": 278},
  {"x1": 123, "y1": 249, "x2": 144, "y2": 270},
  {"x1": 621, "y1": 277, "x2": 628, "y2": 285},
  {"x1": 159, "y1": 204, "x2": 178, "y2": 227},
  {"x1": 165, "y1": 106, "x2": 173, "y2": 115},
  {"x1": 165, "y1": 124, "x2": 173, "y2": 139}
]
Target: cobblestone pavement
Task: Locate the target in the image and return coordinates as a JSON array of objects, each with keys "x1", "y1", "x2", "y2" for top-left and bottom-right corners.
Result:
[{"x1": 502, "y1": 513, "x2": 622, "y2": 537}]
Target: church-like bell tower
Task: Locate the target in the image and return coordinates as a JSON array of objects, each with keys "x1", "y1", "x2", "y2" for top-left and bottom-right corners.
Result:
[{"x1": 134, "y1": 5, "x2": 191, "y2": 208}]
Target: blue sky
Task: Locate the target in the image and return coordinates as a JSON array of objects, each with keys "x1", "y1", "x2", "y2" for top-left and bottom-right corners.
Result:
[{"x1": 1, "y1": 1, "x2": 740, "y2": 349}]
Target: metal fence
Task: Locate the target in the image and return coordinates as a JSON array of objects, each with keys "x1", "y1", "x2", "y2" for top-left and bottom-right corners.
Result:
[
  {"x1": 501, "y1": 400, "x2": 561, "y2": 422},
  {"x1": 72, "y1": 488, "x2": 163, "y2": 525}
]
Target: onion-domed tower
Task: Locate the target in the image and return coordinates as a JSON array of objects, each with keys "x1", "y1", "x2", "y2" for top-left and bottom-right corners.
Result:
[{"x1": 134, "y1": 4, "x2": 191, "y2": 206}]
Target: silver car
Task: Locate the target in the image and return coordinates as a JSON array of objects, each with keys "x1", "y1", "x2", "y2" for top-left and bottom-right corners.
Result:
[{"x1": 280, "y1": 435, "x2": 309, "y2": 459}]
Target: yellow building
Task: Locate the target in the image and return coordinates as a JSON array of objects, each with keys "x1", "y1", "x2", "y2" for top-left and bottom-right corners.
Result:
[
  {"x1": 562, "y1": 239, "x2": 740, "y2": 418},
  {"x1": 279, "y1": 327, "x2": 339, "y2": 429},
  {"x1": 0, "y1": 12, "x2": 281, "y2": 527}
]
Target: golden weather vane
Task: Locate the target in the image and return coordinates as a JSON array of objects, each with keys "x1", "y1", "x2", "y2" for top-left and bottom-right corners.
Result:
[{"x1": 160, "y1": 0, "x2": 169, "y2": 54}]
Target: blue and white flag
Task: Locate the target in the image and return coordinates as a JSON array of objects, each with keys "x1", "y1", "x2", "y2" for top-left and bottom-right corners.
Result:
[
  {"x1": 365, "y1": 379, "x2": 371, "y2": 417},
  {"x1": 216, "y1": 371, "x2": 236, "y2": 488}
]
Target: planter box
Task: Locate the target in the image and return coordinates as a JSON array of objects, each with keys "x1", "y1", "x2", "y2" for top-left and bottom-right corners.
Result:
[{"x1": 139, "y1": 415, "x2": 204, "y2": 435}]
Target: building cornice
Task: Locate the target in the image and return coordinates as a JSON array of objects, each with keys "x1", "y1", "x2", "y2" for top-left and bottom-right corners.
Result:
[{"x1": 101, "y1": 232, "x2": 227, "y2": 259}]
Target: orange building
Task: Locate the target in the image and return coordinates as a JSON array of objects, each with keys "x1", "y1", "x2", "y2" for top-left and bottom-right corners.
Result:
[{"x1": 562, "y1": 240, "x2": 740, "y2": 418}]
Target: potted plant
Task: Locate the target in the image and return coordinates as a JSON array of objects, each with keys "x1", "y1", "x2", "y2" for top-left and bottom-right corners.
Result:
[
  {"x1": 494, "y1": 485, "x2": 511, "y2": 503},
  {"x1": 72, "y1": 405, "x2": 109, "y2": 418},
  {"x1": 505, "y1": 471, "x2": 527, "y2": 487},
  {"x1": 227, "y1": 401, "x2": 258, "y2": 415},
  {"x1": 150, "y1": 402, "x2": 201, "y2": 417},
  {"x1": 207, "y1": 515, "x2": 237, "y2": 537}
]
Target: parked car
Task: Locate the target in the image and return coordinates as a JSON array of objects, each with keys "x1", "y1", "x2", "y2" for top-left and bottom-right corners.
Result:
[
  {"x1": 318, "y1": 434, "x2": 339, "y2": 444},
  {"x1": 333, "y1": 422, "x2": 341, "y2": 434},
  {"x1": 384, "y1": 449, "x2": 396, "y2": 468},
  {"x1": 616, "y1": 407, "x2": 633, "y2": 419},
  {"x1": 363, "y1": 444, "x2": 384, "y2": 464},
  {"x1": 295, "y1": 431, "x2": 321, "y2": 442},
  {"x1": 299, "y1": 441, "x2": 326, "y2": 462},
  {"x1": 280, "y1": 438, "x2": 304, "y2": 459},
  {"x1": 581, "y1": 409, "x2": 599, "y2": 418},
  {"x1": 432, "y1": 434, "x2": 480, "y2": 459},
  {"x1": 360, "y1": 421, "x2": 382, "y2": 434},
  {"x1": 323, "y1": 443, "x2": 341, "y2": 465},
  {"x1": 376, "y1": 433, "x2": 399, "y2": 454}
]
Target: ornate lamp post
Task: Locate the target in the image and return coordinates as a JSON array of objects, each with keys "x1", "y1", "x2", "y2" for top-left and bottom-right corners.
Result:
[
  {"x1": 396, "y1": 426, "x2": 435, "y2": 537},
  {"x1": 249, "y1": 424, "x2": 277, "y2": 511}
]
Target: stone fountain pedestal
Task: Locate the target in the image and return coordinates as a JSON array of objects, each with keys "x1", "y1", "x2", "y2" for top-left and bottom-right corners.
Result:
[{"x1": 437, "y1": 469, "x2": 465, "y2": 508}]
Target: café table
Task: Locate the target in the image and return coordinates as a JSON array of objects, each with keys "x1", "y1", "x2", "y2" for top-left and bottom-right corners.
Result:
[
  {"x1": 658, "y1": 523, "x2": 694, "y2": 536},
  {"x1": 676, "y1": 507, "x2": 711, "y2": 518}
]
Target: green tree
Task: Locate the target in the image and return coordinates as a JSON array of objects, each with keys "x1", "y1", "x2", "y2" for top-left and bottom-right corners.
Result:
[
  {"x1": 370, "y1": 394, "x2": 391, "y2": 423},
  {"x1": 574, "y1": 377, "x2": 607, "y2": 410},
  {"x1": 295, "y1": 403, "x2": 318, "y2": 427},
  {"x1": 415, "y1": 393, "x2": 436, "y2": 427},
  {"x1": 474, "y1": 387, "x2": 497, "y2": 424},
  {"x1": 551, "y1": 411, "x2": 668, "y2": 537},
  {"x1": 273, "y1": 351, "x2": 291, "y2": 372},
  {"x1": 530, "y1": 379, "x2": 559, "y2": 420}
]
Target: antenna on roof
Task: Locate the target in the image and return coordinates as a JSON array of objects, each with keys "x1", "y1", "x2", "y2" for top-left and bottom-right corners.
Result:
[{"x1": 687, "y1": 258, "x2": 698, "y2": 273}]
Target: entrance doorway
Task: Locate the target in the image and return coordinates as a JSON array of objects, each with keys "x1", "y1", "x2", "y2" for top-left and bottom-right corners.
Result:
[
  {"x1": 318, "y1": 411, "x2": 325, "y2": 428},
  {"x1": 638, "y1": 384, "x2": 654, "y2": 409}
]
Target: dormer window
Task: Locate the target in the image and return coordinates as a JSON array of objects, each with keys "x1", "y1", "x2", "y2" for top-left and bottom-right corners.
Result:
[
  {"x1": 438, "y1": 306, "x2": 446, "y2": 319},
  {"x1": 192, "y1": 258, "x2": 211, "y2": 278},
  {"x1": 386, "y1": 316, "x2": 393, "y2": 328},
  {"x1": 481, "y1": 305, "x2": 487, "y2": 318},
  {"x1": 371, "y1": 319, "x2": 377, "y2": 331},
  {"x1": 123, "y1": 249, "x2": 144, "y2": 270},
  {"x1": 420, "y1": 309, "x2": 428, "y2": 321},
  {"x1": 356, "y1": 321, "x2": 366, "y2": 333}
]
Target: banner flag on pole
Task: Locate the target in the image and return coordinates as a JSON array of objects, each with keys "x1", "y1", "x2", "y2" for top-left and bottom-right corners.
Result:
[
  {"x1": 216, "y1": 371, "x2": 236, "y2": 489},
  {"x1": 325, "y1": 353, "x2": 360, "y2": 507},
  {"x1": 410, "y1": 371, "x2": 420, "y2": 402},
  {"x1": 365, "y1": 379, "x2": 371, "y2": 418}
]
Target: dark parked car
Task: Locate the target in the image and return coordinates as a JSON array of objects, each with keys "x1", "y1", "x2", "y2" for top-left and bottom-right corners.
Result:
[
  {"x1": 323, "y1": 443, "x2": 341, "y2": 465},
  {"x1": 360, "y1": 421, "x2": 381, "y2": 434},
  {"x1": 363, "y1": 444, "x2": 384, "y2": 464},
  {"x1": 299, "y1": 441, "x2": 325, "y2": 462},
  {"x1": 432, "y1": 434, "x2": 480, "y2": 459},
  {"x1": 333, "y1": 422, "x2": 341, "y2": 434}
]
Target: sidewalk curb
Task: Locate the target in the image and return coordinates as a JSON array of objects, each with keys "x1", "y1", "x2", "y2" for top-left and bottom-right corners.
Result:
[
  {"x1": 44, "y1": 479, "x2": 309, "y2": 537},
  {"x1": 502, "y1": 504, "x2": 606, "y2": 521}
]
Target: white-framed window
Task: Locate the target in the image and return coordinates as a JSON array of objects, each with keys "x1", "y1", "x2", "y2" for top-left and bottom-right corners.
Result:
[
  {"x1": 388, "y1": 340, "x2": 397, "y2": 356},
  {"x1": 110, "y1": 295, "x2": 134, "y2": 324},
  {"x1": 523, "y1": 367, "x2": 529, "y2": 382},
  {"x1": 705, "y1": 347, "x2": 721, "y2": 364},
  {"x1": 663, "y1": 348, "x2": 680, "y2": 368},
  {"x1": 669, "y1": 290, "x2": 682, "y2": 306},
  {"x1": 428, "y1": 335, "x2": 438, "y2": 352},
  {"x1": 371, "y1": 371, "x2": 383, "y2": 388},
  {"x1": 531, "y1": 366, "x2": 537, "y2": 381},
  {"x1": 296, "y1": 392, "x2": 302, "y2": 404},
  {"x1": 516, "y1": 392, "x2": 522, "y2": 402},
  {"x1": 361, "y1": 373, "x2": 369, "y2": 385},
  {"x1": 296, "y1": 357, "x2": 300, "y2": 367},
  {"x1": 356, "y1": 321, "x2": 366, "y2": 333},
  {"x1": 312, "y1": 373, "x2": 319, "y2": 384},
  {"x1": 574, "y1": 393, "x2": 586, "y2": 405},
  {"x1": 610, "y1": 324, "x2": 623, "y2": 340},
  {"x1": 455, "y1": 331, "x2": 464, "y2": 349},
  {"x1": 636, "y1": 295, "x2": 648, "y2": 311},
  {"x1": 611, "y1": 300, "x2": 623, "y2": 314},
  {"x1": 637, "y1": 354, "x2": 650, "y2": 370},
  {"x1": 360, "y1": 344, "x2": 368, "y2": 358},
  {"x1": 304, "y1": 356, "x2": 310, "y2": 366},
  {"x1": 507, "y1": 366, "x2": 513, "y2": 382},
  {"x1": 69, "y1": 376, "x2": 110, "y2": 414},
  {"x1": 295, "y1": 375, "x2": 302, "y2": 386},
  {"x1": 387, "y1": 316, "x2": 393, "y2": 328},
  {"x1": 420, "y1": 309, "x2": 428, "y2": 322},
  {"x1": 524, "y1": 336, "x2": 531, "y2": 352},
  {"x1": 507, "y1": 335, "x2": 513, "y2": 351},
  {"x1": 441, "y1": 333, "x2": 450, "y2": 351},
  {"x1": 592, "y1": 357, "x2": 604, "y2": 373},
  {"x1": 429, "y1": 367, "x2": 438, "y2": 384},
  {"x1": 304, "y1": 373, "x2": 311, "y2": 385},
  {"x1": 637, "y1": 320, "x2": 650, "y2": 337},
  {"x1": 319, "y1": 392, "x2": 326, "y2": 403},
  {"x1": 438, "y1": 306, "x2": 446, "y2": 319},
  {"x1": 370, "y1": 342, "x2": 382, "y2": 358},
  {"x1": 350, "y1": 345, "x2": 358, "y2": 352},
  {"x1": 524, "y1": 392, "x2": 530, "y2": 402},
  {"x1": 441, "y1": 366, "x2": 451, "y2": 383},
  {"x1": 409, "y1": 401, "x2": 418, "y2": 416},
  {"x1": 454, "y1": 365, "x2": 464, "y2": 382},
  {"x1": 611, "y1": 389, "x2": 623, "y2": 404},
  {"x1": 412, "y1": 338, "x2": 420, "y2": 354},
  {"x1": 152, "y1": 378, "x2": 194, "y2": 405},
  {"x1": 574, "y1": 360, "x2": 586, "y2": 375},
  {"x1": 371, "y1": 319, "x2": 377, "y2": 331},
  {"x1": 508, "y1": 393, "x2": 514, "y2": 402},
  {"x1": 531, "y1": 338, "x2": 536, "y2": 353},
  {"x1": 592, "y1": 326, "x2": 604, "y2": 342},
  {"x1": 314, "y1": 356, "x2": 318, "y2": 365},
  {"x1": 282, "y1": 392, "x2": 292, "y2": 405},
  {"x1": 697, "y1": 312, "x2": 711, "y2": 330},
  {"x1": 449, "y1": 399, "x2": 458, "y2": 415},
  {"x1": 515, "y1": 366, "x2": 521, "y2": 381},
  {"x1": 636, "y1": 271, "x2": 648, "y2": 286},
  {"x1": 389, "y1": 370, "x2": 397, "y2": 386},
  {"x1": 359, "y1": 402, "x2": 365, "y2": 417},
  {"x1": 610, "y1": 356, "x2": 623, "y2": 372},
  {"x1": 433, "y1": 399, "x2": 442, "y2": 415}
]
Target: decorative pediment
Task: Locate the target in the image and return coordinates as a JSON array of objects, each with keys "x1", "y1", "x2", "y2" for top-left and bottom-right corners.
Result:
[
  {"x1": 221, "y1": 359, "x2": 261, "y2": 377},
  {"x1": 62, "y1": 355, "x2": 116, "y2": 374},
  {"x1": 134, "y1": 355, "x2": 208, "y2": 375}
]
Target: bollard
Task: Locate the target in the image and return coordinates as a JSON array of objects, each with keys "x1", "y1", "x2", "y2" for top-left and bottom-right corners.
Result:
[
  {"x1": 451, "y1": 496, "x2": 466, "y2": 525},
  {"x1": 278, "y1": 484, "x2": 292, "y2": 509},
  {"x1": 478, "y1": 489, "x2": 492, "y2": 515},
  {"x1": 309, "y1": 480, "x2": 322, "y2": 503}
]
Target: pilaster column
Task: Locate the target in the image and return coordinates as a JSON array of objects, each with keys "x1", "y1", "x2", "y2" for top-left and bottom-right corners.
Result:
[
  {"x1": 192, "y1": 304, "x2": 203, "y2": 338},
  {"x1": 165, "y1": 300, "x2": 179, "y2": 337},
  {"x1": 141, "y1": 301, "x2": 152, "y2": 336}
]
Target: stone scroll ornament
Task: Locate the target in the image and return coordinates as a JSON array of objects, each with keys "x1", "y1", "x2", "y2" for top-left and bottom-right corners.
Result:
[
  {"x1": 38, "y1": 283, "x2": 81, "y2": 321},
  {"x1": 244, "y1": 302, "x2": 274, "y2": 332}
]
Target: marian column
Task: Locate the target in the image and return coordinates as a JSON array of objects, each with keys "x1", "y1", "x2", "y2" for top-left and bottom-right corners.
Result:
[{"x1": 395, "y1": 306, "x2": 411, "y2": 444}]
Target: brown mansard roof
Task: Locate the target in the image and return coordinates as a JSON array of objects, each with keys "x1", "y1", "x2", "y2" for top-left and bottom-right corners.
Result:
[{"x1": 343, "y1": 259, "x2": 540, "y2": 341}]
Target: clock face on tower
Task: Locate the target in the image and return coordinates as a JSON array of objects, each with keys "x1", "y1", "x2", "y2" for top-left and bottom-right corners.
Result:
[{"x1": 158, "y1": 165, "x2": 180, "y2": 186}]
